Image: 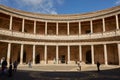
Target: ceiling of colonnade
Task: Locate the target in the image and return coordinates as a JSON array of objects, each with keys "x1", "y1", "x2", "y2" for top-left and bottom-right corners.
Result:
[{"x1": 0, "y1": 0, "x2": 120, "y2": 15}]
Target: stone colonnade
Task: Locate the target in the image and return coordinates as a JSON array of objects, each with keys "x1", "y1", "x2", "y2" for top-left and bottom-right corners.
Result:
[{"x1": 2, "y1": 42, "x2": 120, "y2": 66}]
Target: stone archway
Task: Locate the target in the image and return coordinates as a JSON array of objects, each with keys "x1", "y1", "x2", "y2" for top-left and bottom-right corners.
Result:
[{"x1": 86, "y1": 50, "x2": 92, "y2": 64}]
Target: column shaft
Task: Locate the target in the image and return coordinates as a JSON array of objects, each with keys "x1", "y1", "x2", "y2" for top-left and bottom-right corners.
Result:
[
  {"x1": 56, "y1": 45, "x2": 59, "y2": 64},
  {"x1": 118, "y1": 44, "x2": 120, "y2": 65},
  {"x1": 79, "y1": 45, "x2": 82, "y2": 61},
  {"x1": 44, "y1": 45, "x2": 47, "y2": 64},
  {"x1": 56, "y1": 22, "x2": 58, "y2": 35},
  {"x1": 34, "y1": 21, "x2": 36, "y2": 34},
  {"x1": 90, "y1": 20, "x2": 93, "y2": 33},
  {"x1": 20, "y1": 44, "x2": 23, "y2": 64},
  {"x1": 67, "y1": 22, "x2": 70, "y2": 35},
  {"x1": 33, "y1": 45, "x2": 35, "y2": 65},
  {"x1": 91, "y1": 45, "x2": 94, "y2": 64},
  {"x1": 116, "y1": 15, "x2": 119, "y2": 29},
  {"x1": 79, "y1": 22, "x2": 81, "y2": 35},
  {"x1": 45, "y1": 21, "x2": 47, "y2": 35},
  {"x1": 102, "y1": 18, "x2": 105, "y2": 32},
  {"x1": 9, "y1": 16, "x2": 12, "y2": 30},
  {"x1": 68, "y1": 45, "x2": 70, "y2": 64},
  {"x1": 7, "y1": 43, "x2": 11, "y2": 66},
  {"x1": 104, "y1": 44, "x2": 108, "y2": 65},
  {"x1": 22, "y1": 19, "x2": 25, "y2": 32}
]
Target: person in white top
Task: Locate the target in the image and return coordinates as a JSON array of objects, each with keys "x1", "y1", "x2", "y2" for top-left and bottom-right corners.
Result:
[{"x1": 77, "y1": 61, "x2": 82, "y2": 71}]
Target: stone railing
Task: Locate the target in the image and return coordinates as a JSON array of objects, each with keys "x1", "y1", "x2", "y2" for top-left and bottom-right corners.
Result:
[{"x1": 0, "y1": 28, "x2": 119, "y2": 41}]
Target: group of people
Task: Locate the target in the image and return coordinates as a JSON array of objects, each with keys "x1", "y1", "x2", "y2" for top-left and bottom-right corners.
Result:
[{"x1": 0, "y1": 57, "x2": 18, "y2": 77}]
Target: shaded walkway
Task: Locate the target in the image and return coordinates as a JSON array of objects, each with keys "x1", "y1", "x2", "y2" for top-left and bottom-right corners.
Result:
[{"x1": 0, "y1": 65, "x2": 120, "y2": 80}]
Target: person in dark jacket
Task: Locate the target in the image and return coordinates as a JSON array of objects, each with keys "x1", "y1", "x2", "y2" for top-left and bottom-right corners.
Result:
[
  {"x1": 13, "y1": 61, "x2": 18, "y2": 72},
  {"x1": 8, "y1": 63, "x2": 13, "y2": 77},
  {"x1": 96, "y1": 61, "x2": 100, "y2": 72}
]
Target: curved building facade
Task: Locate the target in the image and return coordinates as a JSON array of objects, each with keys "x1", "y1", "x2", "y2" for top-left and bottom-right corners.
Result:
[{"x1": 0, "y1": 5, "x2": 120, "y2": 66}]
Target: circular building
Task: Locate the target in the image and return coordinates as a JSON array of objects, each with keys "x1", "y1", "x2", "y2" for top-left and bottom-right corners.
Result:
[{"x1": 0, "y1": 5, "x2": 120, "y2": 66}]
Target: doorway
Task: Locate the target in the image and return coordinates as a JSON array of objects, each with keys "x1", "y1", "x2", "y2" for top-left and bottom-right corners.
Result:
[
  {"x1": 23, "y1": 51, "x2": 26, "y2": 63},
  {"x1": 60, "y1": 55, "x2": 65, "y2": 63},
  {"x1": 86, "y1": 50, "x2": 92, "y2": 64},
  {"x1": 35, "y1": 54, "x2": 40, "y2": 64}
]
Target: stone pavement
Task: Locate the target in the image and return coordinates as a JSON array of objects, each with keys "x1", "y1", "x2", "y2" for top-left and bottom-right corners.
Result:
[{"x1": 0, "y1": 64, "x2": 120, "y2": 80}]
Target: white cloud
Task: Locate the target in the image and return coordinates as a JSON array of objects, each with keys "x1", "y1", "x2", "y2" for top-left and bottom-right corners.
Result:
[
  {"x1": 115, "y1": 0, "x2": 120, "y2": 5},
  {"x1": 0, "y1": 0, "x2": 64, "y2": 14}
]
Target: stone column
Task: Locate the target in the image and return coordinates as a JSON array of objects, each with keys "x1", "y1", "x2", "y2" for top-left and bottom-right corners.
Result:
[
  {"x1": 79, "y1": 45, "x2": 82, "y2": 61},
  {"x1": 56, "y1": 22, "x2": 58, "y2": 35},
  {"x1": 45, "y1": 21, "x2": 47, "y2": 35},
  {"x1": 56, "y1": 45, "x2": 59, "y2": 64},
  {"x1": 9, "y1": 16, "x2": 13, "y2": 30},
  {"x1": 91, "y1": 45, "x2": 94, "y2": 64},
  {"x1": 117, "y1": 44, "x2": 120, "y2": 65},
  {"x1": 68, "y1": 45, "x2": 70, "y2": 64},
  {"x1": 116, "y1": 15, "x2": 119, "y2": 30},
  {"x1": 34, "y1": 20, "x2": 36, "y2": 34},
  {"x1": 44, "y1": 45, "x2": 47, "y2": 64},
  {"x1": 67, "y1": 22, "x2": 70, "y2": 35},
  {"x1": 79, "y1": 22, "x2": 81, "y2": 35},
  {"x1": 33, "y1": 45, "x2": 35, "y2": 65},
  {"x1": 90, "y1": 20, "x2": 93, "y2": 33},
  {"x1": 22, "y1": 19, "x2": 25, "y2": 32},
  {"x1": 7, "y1": 43, "x2": 11, "y2": 66},
  {"x1": 104, "y1": 44, "x2": 108, "y2": 65},
  {"x1": 102, "y1": 18, "x2": 105, "y2": 32},
  {"x1": 20, "y1": 44, "x2": 24, "y2": 65}
]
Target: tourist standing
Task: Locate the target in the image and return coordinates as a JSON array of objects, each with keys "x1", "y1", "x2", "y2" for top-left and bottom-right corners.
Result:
[
  {"x1": 96, "y1": 61, "x2": 100, "y2": 72},
  {"x1": 28, "y1": 60, "x2": 32, "y2": 68},
  {"x1": 1, "y1": 58, "x2": 7, "y2": 74},
  {"x1": 13, "y1": 61, "x2": 18, "y2": 72},
  {"x1": 77, "y1": 61, "x2": 82, "y2": 71},
  {"x1": 8, "y1": 62, "x2": 13, "y2": 77}
]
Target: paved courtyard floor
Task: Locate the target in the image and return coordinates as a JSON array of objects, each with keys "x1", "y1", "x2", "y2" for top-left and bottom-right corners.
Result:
[{"x1": 0, "y1": 65, "x2": 120, "y2": 80}]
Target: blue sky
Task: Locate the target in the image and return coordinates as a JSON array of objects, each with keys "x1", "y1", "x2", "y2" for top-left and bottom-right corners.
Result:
[{"x1": 0, "y1": 0, "x2": 120, "y2": 14}]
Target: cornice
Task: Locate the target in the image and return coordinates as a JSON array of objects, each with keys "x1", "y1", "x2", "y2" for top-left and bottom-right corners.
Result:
[{"x1": 0, "y1": 5, "x2": 120, "y2": 21}]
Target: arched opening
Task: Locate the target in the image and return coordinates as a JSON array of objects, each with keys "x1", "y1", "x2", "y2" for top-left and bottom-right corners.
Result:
[
  {"x1": 23, "y1": 51, "x2": 26, "y2": 63},
  {"x1": 86, "y1": 50, "x2": 92, "y2": 64},
  {"x1": 35, "y1": 54, "x2": 40, "y2": 64}
]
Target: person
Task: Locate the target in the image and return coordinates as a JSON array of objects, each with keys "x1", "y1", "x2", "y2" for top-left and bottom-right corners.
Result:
[
  {"x1": 96, "y1": 61, "x2": 100, "y2": 72},
  {"x1": 8, "y1": 62, "x2": 13, "y2": 77},
  {"x1": 0, "y1": 57, "x2": 5, "y2": 66},
  {"x1": 28, "y1": 60, "x2": 32, "y2": 68},
  {"x1": 13, "y1": 61, "x2": 18, "y2": 72},
  {"x1": 1, "y1": 58, "x2": 7, "y2": 74},
  {"x1": 77, "y1": 61, "x2": 82, "y2": 71}
]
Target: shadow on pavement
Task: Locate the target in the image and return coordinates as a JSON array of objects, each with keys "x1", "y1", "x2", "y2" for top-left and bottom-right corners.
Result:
[{"x1": 0, "y1": 67, "x2": 120, "y2": 80}]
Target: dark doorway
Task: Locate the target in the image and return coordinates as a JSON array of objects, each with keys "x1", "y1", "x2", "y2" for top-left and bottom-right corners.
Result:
[
  {"x1": 23, "y1": 51, "x2": 26, "y2": 63},
  {"x1": 35, "y1": 54, "x2": 40, "y2": 64},
  {"x1": 61, "y1": 55, "x2": 65, "y2": 63},
  {"x1": 17, "y1": 52, "x2": 20, "y2": 63},
  {"x1": 86, "y1": 50, "x2": 92, "y2": 64}
]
